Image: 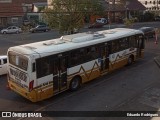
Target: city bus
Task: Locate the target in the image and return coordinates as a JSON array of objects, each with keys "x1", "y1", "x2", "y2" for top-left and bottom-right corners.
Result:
[{"x1": 7, "y1": 28, "x2": 145, "y2": 102}]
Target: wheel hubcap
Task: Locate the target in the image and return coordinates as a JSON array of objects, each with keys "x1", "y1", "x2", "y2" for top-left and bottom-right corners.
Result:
[{"x1": 72, "y1": 79, "x2": 78, "y2": 89}]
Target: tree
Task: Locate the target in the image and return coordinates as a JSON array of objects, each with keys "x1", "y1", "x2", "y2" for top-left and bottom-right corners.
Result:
[{"x1": 43, "y1": 0, "x2": 104, "y2": 34}]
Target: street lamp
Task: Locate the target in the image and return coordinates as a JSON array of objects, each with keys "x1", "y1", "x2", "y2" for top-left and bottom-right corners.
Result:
[
  {"x1": 108, "y1": 0, "x2": 110, "y2": 29},
  {"x1": 125, "y1": 1, "x2": 130, "y2": 19},
  {"x1": 126, "y1": 7, "x2": 129, "y2": 19}
]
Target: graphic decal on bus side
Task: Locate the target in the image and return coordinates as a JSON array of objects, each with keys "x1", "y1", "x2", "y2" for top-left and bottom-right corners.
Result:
[
  {"x1": 68, "y1": 60, "x2": 100, "y2": 81},
  {"x1": 109, "y1": 51, "x2": 136, "y2": 68}
]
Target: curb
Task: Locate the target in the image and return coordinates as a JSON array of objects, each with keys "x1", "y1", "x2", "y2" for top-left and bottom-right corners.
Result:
[
  {"x1": 84, "y1": 24, "x2": 126, "y2": 29},
  {"x1": 154, "y1": 56, "x2": 160, "y2": 68}
]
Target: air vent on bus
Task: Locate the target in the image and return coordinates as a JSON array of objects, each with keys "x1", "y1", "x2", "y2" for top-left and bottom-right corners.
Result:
[
  {"x1": 23, "y1": 46, "x2": 37, "y2": 49},
  {"x1": 86, "y1": 31, "x2": 94, "y2": 34},
  {"x1": 102, "y1": 31, "x2": 117, "y2": 34},
  {"x1": 43, "y1": 40, "x2": 65, "y2": 45}
]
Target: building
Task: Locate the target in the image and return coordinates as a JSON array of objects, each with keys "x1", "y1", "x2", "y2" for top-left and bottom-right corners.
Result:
[
  {"x1": 138, "y1": 0, "x2": 160, "y2": 15},
  {"x1": 0, "y1": 0, "x2": 47, "y2": 28},
  {"x1": 22, "y1": 0, "x2": 47, "y2": 23},
  {"x1": 0, "y1": 0, "x2": 23, "y2": 28},
  {"x1": 103, "y1": 0, "x2": 146, "y2": 23},
  {"x1": 23, "y1": 2, "x2": 47, "y2": 23}
]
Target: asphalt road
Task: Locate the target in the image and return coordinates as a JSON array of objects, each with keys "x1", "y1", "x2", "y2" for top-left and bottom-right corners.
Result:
[
  {"x1": 0, "y1": 21, "x2": 160, "y2": 55},
  {"x1": 0, "y1": 22, "x2": 160, "y2": 120}
]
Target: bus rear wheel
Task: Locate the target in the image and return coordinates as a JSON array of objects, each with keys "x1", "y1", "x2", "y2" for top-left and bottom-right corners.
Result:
[{"x1": 69, "y1": 77, "x2": 81, "y2": 91}]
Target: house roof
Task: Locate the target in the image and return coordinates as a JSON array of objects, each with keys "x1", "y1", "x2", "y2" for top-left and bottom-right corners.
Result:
[
  {"x1": 104, "y1": 0, "x2": 146, "y2": 12},
  {"x1": 126, "y1": 0, "x2": 146, "y2": 11}
]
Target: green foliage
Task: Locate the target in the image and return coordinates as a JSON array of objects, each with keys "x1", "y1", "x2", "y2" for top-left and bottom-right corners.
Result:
[
  {"x1": 43, "y1": 0, "x2": 104, "y2": 34},
  {"x1": 138, "y1": 12, "x2": 154, "y2": 22},
  {"x1": 143, "y1": 12, "x2": 154, "y2": 21},
  {"x1": 21, "y1": 25, "x2": 32, "y2": 32},
  {"x1": 123, "y1": 18, "x2": 134, "y2": 28}
]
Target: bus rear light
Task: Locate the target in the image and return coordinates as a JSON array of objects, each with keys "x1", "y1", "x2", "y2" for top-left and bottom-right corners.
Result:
[
  {"x1": 29, "y1": 80, "x2": 34, "y2": 91},
  {"x1": 6, "y1": 82, "x2": 11, "y2": 90}
]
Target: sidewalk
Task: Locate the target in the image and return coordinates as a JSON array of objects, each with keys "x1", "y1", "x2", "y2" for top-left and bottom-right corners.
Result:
[{"x1": 154, "y1": 56, "x2": 160, "y2": 68}]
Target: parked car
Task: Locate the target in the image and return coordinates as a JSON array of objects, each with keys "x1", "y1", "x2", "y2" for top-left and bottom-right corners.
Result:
[
  {"x1": 1, "y1": 26, "x2": 22, "y2": 34},
  {"x1": 154, "y1": 16, "x2": 160, "y2": 21},
  {"x1": 88, "y1": 22, "x2": 104, "y2": 29},
  {"x1": 139, "y1": 27, "x2": 155, "y2": 38},
  {"x1": 29, "y1": 25, "x2": 50, "y2": 33},
  {"x1": 96, "y1": 18, "x2": 108, "y2": 24},
  {"x1": 0, "y1": 55, "x2": 7, "y2": 75}
]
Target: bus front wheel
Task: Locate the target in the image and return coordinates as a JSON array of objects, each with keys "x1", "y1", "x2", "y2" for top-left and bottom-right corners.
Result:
[{"x1": 69, "y1": 77, "x2": 81, "y2": 91}]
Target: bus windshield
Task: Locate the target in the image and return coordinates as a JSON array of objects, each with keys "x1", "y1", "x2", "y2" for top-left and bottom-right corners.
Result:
[{"x1": 8, "y1": 51, "x2": 28, "y2": 71}]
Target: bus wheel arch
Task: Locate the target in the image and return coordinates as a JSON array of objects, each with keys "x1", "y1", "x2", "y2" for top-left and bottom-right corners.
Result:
[
  {"x1": 69, "y1": 76, "x2": 82, "y2": 91},
  {"x1": 128, "y1": 55, "x2": 134, "y2": 65}
]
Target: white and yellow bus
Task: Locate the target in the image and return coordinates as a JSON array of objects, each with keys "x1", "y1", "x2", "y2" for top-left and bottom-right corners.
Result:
[{"x1": 7, "y1": 28, "x2": 145, "y2": 102}]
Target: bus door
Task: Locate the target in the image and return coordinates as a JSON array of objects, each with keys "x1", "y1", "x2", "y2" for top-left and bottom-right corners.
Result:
[
  {"x1": 100, "y1": 43, "x2": 109, "y2": 73},
  {"x1": 53, "y1": 55, "x2": 67, "y2": 94},
  {"x1": 137, "y1": 36, "x2": 144, "y2": 58}
]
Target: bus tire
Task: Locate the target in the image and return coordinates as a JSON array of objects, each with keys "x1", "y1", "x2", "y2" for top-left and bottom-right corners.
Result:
[
  {"x1": 128, "y1": 55, "x2": 134, "y2": 65},
  {"x1": 69, "y1": 76, "x2": 81, "y2": 91}
]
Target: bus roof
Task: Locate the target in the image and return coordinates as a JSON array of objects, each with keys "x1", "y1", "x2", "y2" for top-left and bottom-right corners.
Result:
[{"x1": 8, "y1": 28, "x2": 143, "y2": 58}]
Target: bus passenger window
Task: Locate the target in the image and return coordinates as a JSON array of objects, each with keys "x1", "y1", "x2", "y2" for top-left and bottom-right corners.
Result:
[
  {"x1": 3, "y1": 58, "x2": 7, "y2": 64},
  {"x1": 44, "y1": 62, "x2": 50, "y2": 74},
  {"x1": 32, "y1": 63, "x2": 35, "y2": 72},
  {"x1": 112, "y1": 40, "x2": 119, "y2": 53},
  {"x1": 129, "y1": 36, "x2": 136, "y2": 48},
  {"x1": 86, "y1": 48, "x2": 92, "y2": 61},
  {"x1": 53, "y1": 64, "x2": 58, "y2": 75},
  {"x1": 60, "y1": 59, "x2": 66, "y2": 72},
  {"x1": 91, "y1": 46, "x2": 98, "y2": 59}
]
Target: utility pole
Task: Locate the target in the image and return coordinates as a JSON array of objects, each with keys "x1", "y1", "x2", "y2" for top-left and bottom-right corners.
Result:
[
  {"x1": 125, "y1": 0, "x2": 129, "y2": 19},
  {"x1": 157, "y1": 0, "x2": 159, "y2": 15},
  {"x1": 108, "y1": 0, "x2": 111, "y2": 29}
]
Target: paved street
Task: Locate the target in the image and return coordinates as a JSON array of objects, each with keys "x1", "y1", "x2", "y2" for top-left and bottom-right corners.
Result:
[
  {"x1": 0, "y1": 22, "x2": 160, "y2": 120},
  {"x1": 0, "y1": 21, "x2": 160, "y2": 55}
]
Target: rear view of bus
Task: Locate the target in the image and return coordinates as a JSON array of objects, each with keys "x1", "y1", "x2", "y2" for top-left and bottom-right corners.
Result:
[{"x1": 7, "y1": 49, "x2": 37, "y2": 102}]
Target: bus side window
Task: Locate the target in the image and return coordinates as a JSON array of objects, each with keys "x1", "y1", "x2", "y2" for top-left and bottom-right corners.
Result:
[
  {"x1": 60, "y1": 59, "x2": 66, "y2": 72},
  {"x1": 3, "y1": 58, "x2": 7, "y2": 64},
  {"x1": 70, "y1": 51, "x2": 78, "y2": 66},
  {"x1": 86, "y1": 48, "x2": 92, "y2": 60},
  {"x1": 129, "y1": 36, "x2": 136, "y2": 48},
  {"x1": 91, "y1": 46, "x2": 99, "y2": 59},
  {"x1": 53, "y1": 60, "x2": 58, "y2": 75},
  {"x1": 44, "y1": 62, "x2": 50, "y2": 75},
  {"x1": 32, "y1": 63, "x2": 35, "y2": 72},
  {"x1": 36, "y1": 57, "x2": 51, "y2": 78},
  {"x1": 111, "y1": 40, "x2": 119, "y2": 53},
  {"x1": 119, "y1": 38, "x2": 129, "y2": 50},
  {"x1": 108, "y1": 43, "x2": 112, "y2": 54},
  {"x1": 79, "y1": 48, "x2": 85, "y2": 64}
]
